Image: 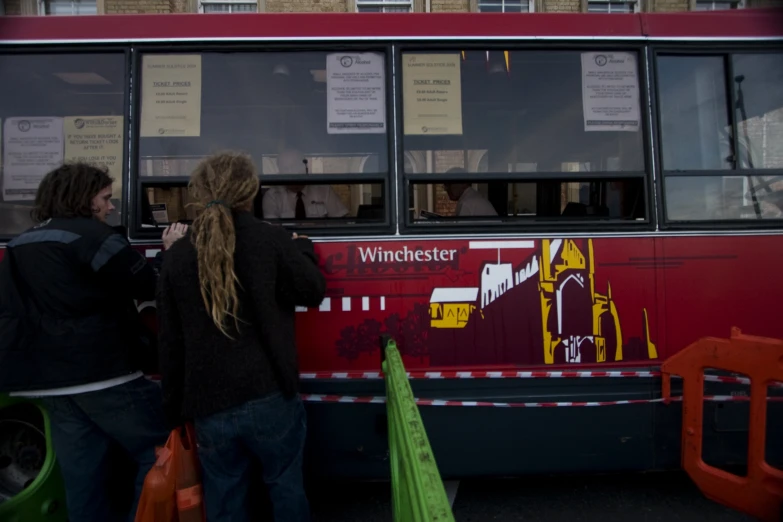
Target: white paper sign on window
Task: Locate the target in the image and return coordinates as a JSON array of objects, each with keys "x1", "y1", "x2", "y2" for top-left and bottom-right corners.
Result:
[
  {"x1": 2, "y1": 117, "x2": 64, "y2": 201},
  {"x1": 402, "y1": 54, "x2": 463, "y2": 135},
  {"x1": 581, "y1": 52, "x2": 641, "y2": 132},
  {"x1": 326, "y1": 53, "x2": 386, "y2": 134},
  {"x1": 64, "y1": 116, "x2": 124, "y2": 183},
  {"x1": 140, "y1": 54, "x2": 202, "y2": 137}
]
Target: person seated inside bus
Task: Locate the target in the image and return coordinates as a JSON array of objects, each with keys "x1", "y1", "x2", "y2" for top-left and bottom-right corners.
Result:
[
  {"x1": 262, "y1": 148, "x2": 349, "y2": 219},
  {"x1": 443, "y1": 168, "x2": 498, "y2": 217}
]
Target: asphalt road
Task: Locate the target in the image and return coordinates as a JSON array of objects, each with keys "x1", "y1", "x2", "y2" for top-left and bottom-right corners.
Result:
[{"x1": 308, "y1": 471, "x2": 754, "y2": 522}]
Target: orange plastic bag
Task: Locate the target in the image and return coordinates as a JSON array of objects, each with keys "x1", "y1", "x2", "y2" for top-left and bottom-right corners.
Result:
[{"x1": 134, "y1": 423, "x2": 206, "y2": 522}]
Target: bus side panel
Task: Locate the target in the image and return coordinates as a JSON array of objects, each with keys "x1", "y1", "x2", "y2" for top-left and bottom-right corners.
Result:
[
  {"x1": 300, "y1": 236, "x2": 659, "y2": 373},
  {"x1": 660, "y1": 234, "x2": 783, "y2": 349},
  {"x1": 658, "y1": 234, "x2": 783, "y2": 470}
]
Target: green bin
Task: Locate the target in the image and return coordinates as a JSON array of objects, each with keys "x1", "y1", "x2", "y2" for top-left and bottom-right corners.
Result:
[{"x1": 0, "y1": 394, "x2": 67, "y2": 522}]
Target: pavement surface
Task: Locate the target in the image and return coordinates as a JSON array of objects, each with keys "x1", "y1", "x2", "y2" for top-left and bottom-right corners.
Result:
[{"x1": 308, "y1": 471, "x2": 755, "y2": 522}]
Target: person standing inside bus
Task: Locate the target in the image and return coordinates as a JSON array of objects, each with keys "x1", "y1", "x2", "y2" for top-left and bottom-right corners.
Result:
[
  {"x1": 0, "y1": 163, "x2": 184, "y2": 522},
  {"x1": 262, "y1": 148, "x2": 349, "y2": 219},
  {"x1": 156, "y1": 151, "x2": 326, "y2": 522}
]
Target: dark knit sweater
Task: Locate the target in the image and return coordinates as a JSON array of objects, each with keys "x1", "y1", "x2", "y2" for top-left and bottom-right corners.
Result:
[{"x1": 156, "y1": 212, "x2": 326, "y2": 426}]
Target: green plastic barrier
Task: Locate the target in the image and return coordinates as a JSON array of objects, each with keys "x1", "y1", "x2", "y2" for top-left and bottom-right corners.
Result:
[
  {"x1": 0, "y1": 395, "x2": 67, "y2": 522},
  {"x1": 382, "y1": 337, "x2": 455, "y2": 522}
]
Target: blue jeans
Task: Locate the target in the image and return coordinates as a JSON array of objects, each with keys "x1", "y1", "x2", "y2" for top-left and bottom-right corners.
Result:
[
  {"x1": 194, "y1": 393, "x2": 310, "y2": 522},
  {"x1": 42, "y1": 377, "x2": 169, "y2": 522}
]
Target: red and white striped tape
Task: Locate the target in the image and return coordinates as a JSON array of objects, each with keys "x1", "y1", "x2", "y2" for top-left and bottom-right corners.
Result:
[
  {"x1": 299, "y1": 370, "x2": 660, "y2": 380},
  {"x1": 301, "y1": 394, "x2": 783, "y2": 408},
  {"x1": 299, "y1": 370, "x2": 783, "y2": 387}
]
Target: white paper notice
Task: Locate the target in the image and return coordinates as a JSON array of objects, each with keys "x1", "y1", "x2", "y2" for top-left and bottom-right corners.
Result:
[
  {"x1": 402, "y1": 54, "x2": 463, "y2": 135},
  {"x1": 326, "y1": 53, "x2": 386, "y2": 134},
  {"x1": 140, "y1": 55, "x2": 202, "y2": 138},
  {"x1": 64, "y1": 116, "x2": 124, "y2": 182},
  {"x1": 581, "y1": 52, "x2": 640, "y2": 132},
  {"x1": 3, "y1": 117, "x2": 64, "y2": 201}
]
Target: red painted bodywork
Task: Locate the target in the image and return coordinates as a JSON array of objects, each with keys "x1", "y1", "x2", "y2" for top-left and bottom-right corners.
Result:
[
  {"x1": 124, "y1": 234, "x2": 782, "y2": 375},
  {"x1": 0, "y1": 9, "x2": 782, "y2": 42}
]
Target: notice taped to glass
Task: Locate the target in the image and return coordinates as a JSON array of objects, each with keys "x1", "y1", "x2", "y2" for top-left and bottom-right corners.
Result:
[
  {"x1": 140, "y1": 54, "x2": 202, "y2": 137},
  {"x1": 2, "y1": 117, "x2": 64, "y2": 201},
  {"x1": 403, "y1": 54, "x2": 462, "y2": 135},
  {"x1": 581, "y1": 52, "x2": 640, "y2": 132},
  {"x1": 326, "y1": 53, "x2": 386, "y2": 134},
  {"x1": 64, "y1": 116, "x2": 124, "y2": 183}
]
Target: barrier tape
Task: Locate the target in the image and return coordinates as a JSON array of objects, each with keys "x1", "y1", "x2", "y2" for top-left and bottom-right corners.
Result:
[
  {"x1": 301, "y1": 394, "x2": 783, "y2": 408},
  {"x1": 299, "y1": 370, "x2": 783, "y2": 387}
]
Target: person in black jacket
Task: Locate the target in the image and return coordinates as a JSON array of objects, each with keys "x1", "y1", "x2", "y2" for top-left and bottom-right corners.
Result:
[
  {"x1": 0, "y1": 163, "x2": 179, "y2": 522},
  {"x1": 157, "y1": 152, "x2": 326, "y2": 522}
]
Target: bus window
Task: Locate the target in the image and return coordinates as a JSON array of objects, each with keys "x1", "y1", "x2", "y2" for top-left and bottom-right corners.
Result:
[
  {"x1": 400, "y1": 49, "x2": 646, "y2": 228},
  {"x1": 135, "y1": 50, "x2": 390, "y2": 235},
  {"x1": 140, "y1": 183, "x2": 385, "y2": 227},
  {"x1": 732, "y1": 53, "x2": 783, "y2": 170},
  {"x1": 410, "y1": 178, "x2": 645, "y2": 222},
  {"x1": 0, "y1": 53, "x2": 128, "y2": 237},
  {"x1": 658, "y1": 52, "x2": 783, "y2": 222}
]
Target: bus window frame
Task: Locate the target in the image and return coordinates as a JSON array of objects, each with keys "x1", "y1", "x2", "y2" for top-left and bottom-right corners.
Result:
[
  {"x1": 394, "y1": 41, "x2": 657, "y2": 235},
  {"x1": 129, "y1": 43, "x2": 397, "y2": 240},
  {"x1": 0, "y1": 45, "x2": 132, "y2": 242},
  {"x1": 651, "y1": 43, "x2": 783, "y2": 230}
]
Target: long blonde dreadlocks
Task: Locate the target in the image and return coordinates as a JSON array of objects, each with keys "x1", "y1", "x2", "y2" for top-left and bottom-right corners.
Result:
[{"x1": 188, "y1": 152, "x2": 259, "y2": 338}]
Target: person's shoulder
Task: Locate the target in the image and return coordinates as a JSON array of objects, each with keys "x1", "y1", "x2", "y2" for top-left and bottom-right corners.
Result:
[{"x1": 50, "y1": 217, "x2": 118, "y2": 242}]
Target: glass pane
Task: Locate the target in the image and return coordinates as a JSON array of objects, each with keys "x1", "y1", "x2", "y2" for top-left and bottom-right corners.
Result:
[
  {"x1": 401, "y1": 50, "x2": 644, "y2": 175},
  {"x1": 203, "y1": 3, "x2": 231, "y2": 11},
  {"x1": 140, "y1": 183, "x2": 385, "y2": 226},
  {"x1": 658, "y1": 56, "x2": 732, "y2": 171},
  {"x1": 357, "y1": 5, "x2": 382, "y2": 10},
  {"x1": 138, "y1": 52, "x2": 389, "y2": 180},
  {"x1": 732, "y1": 53, "x2": 783, "y2": 169},
  {"x1": 0, "y1": 53, "x2": 127, "y2": 236},
  {"x1": 231, "y1": 3, "x2": 257, "y2": 11},
  {"x1": 665, "y1": 175, "x2": 783, "y2": 221},
  {"x1": 46, "y1": 0, "x2": 97, "y2": 15},
  {"x1": 409, "y1": 178, "x2": 645, "y2": 222},
  {"x1": 478, "y1": 2, "x2": 504, "y2": 11}
]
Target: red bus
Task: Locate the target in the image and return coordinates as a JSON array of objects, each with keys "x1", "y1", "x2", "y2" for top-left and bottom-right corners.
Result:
[{"x1": 1, "y1": 9, "x2": 782, "y2": 482}]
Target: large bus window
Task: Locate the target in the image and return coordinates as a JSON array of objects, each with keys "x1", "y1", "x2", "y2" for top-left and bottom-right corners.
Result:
[
  {"x1": 732, "y1": 53, "x2": 783, "y2": 170},
  {"x1": 0, "y1": 53, "x2": 128, "y2": 237},
  {"x1": 658, "y1": 52, "x2": 783, "y2": 223},
  {"x1": 658, "y1": 56, "x2": 731, "y2": 171},
  {"x1": 410, "y1": 178, "x2": 645, "y2": 222},
  {"x1": 136, "y1": 50, "x2": 390, "y2": 233},
  {"x1": 666, "y1": 176, "x2": 783, "y2": 221},
  {"x1": 400, "y1": 49, "x2": 647, "y2": 227},
  {"x1": 141, "y1": 183, "x2": 385, "y2": 227}
]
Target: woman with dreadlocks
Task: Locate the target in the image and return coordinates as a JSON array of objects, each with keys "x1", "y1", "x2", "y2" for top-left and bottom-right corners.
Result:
[{"x1": 156, "y1": 152, "x2": 326, "y2": 522}]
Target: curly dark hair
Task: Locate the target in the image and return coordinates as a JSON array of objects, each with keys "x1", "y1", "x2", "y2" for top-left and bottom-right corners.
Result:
[{"x1": 32, "y1": 163, "x2": 114, "y2": 223}]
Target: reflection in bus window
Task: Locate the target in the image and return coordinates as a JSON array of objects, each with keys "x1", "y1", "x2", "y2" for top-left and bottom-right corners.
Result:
[
  {"x1": 410, "y1": 178, "x2": 645, "y2": 222},
  {"x1": 141, "y1": 183, "x2": 384, "y2": 226},
  {"x1": 658, "y1": 55, "x2": 732, "y2": 171},
  {"x1": 401, "y1": 50, "x2": 645, "y2": 174},
  {"x1": 137, "y1": 51, "x2": 389, "y2": 178},
  {"x1": 666, "y1": 176, "x2": 783, "y2": 221},
  {"x1": 732, "y1": 53, "x2": 783, "y2": 170},
  {"x1": 0, "y1": 53, "x2": 127, "y2": 236}
]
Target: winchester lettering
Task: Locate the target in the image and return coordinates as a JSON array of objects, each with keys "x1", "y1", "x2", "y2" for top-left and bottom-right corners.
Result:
[{"x1": 323, "y1": 245, "x2": 462, "y2": 275}]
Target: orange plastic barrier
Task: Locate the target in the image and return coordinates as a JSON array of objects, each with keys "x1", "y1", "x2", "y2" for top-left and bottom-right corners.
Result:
[{"x1": 661, "y1": 327, "x2": 783, "y2": 522}]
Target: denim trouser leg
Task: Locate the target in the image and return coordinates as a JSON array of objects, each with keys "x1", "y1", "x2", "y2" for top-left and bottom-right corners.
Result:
[
  {"x1": 42, "y1": 377, "x2": 169, "y2": 522},
  {"x1": 195, "y1": 393, "x2": 310, "y2": 522}
]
